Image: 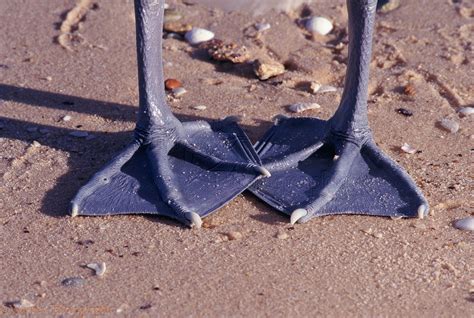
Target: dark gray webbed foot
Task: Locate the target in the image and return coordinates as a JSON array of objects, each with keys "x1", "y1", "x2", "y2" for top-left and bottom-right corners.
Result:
[
  {"x1": 71, "y1": 121, "x2": 267, "y2": 228},
  {"x1": 249, "y1": 0, "x2": 429, "y2": 223},
  {"x1": 70, "y1": 0, "x2": 269, "y2": 228}
]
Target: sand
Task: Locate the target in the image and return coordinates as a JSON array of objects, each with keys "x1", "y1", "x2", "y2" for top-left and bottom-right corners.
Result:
[{"x1": 0, "y1": 0, "x2": 473, "y2": 316}]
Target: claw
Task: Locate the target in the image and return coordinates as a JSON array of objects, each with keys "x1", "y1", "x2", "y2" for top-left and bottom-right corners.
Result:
[
  {"x1": 184, "y1": 212, "x2": 202, "y2": 228},
  {"x1": 71, "y1": 203, "x2": 79, "y2": 217},
  {"x1": 258, "y1": 166, "x2": 271, "y2": 178},
  {"x1": 417, "y1": 204, "x2": 427, "y2": 219},
  {"x1": 290, "y1": 208, "x2": 308, "y2": 225}
]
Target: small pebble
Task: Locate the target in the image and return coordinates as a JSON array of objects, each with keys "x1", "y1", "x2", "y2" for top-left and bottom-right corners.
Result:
[
  {"x1": 62, "y1": 115, "x2": 72, "y2": 121},
  {"x1": 457, "y1": 106, "x2": 474, "y2": 117},
  {"x1": 43, "y1": 76, "x2": 52, "y2": 81},
  {"x1": 438, "y1": 118, "x2": 460, "y2": 133},
  {"x1": 86, "y1": 262, "x2": 107, "y2": 276},
  {"x1": 61, "y1": 276, "x2": 85, "y2": 287},
  {"x1": 253, "y1": 58, "x2": 285, "y2": 80},
  {"x1": 172, "y1": 87, "x2": 187, "y2": 97},
  {"x1": 69, "y1": 131, "x2": 89, "y2": 138},
  {"x1": 401, "y1": 143, "x2": 416, "y2": 154},
  {"x1": 163, "y1": 22, "x2": 192, "y2": 34},
  {"x1": 32, "y1": 141, "x2": 41, "y2": 148},
  {"x1": 305, "y1": 17, "x2": 333, "y2": 35},
  {"x1": 396, "y1": 108, "x2": 413, "y2": 117},
  {"x1": 224, "y1": 231, "x2": 243, "y2": 241},
  {"x1": 202, "y1": 39, "x2": 250, "y2": 64},
  {"x1": 184, "y1": 28, "x2": 214, "y2": 45},
  {"x1": 9, "y1": 299, "x2": 34, "y2": 309},
  {"x1": 453, "y1": 217, "x2": 474, "y2": 231},
  {"x1": 288, "y1": 102, "x2": 320, "y2": 113},
  {"x1": 275, "y1": 232, "x2": 289, "y2": 240},
  {"x1": 255, "y1": 23, "x2": 271, "y2": 32},
  {"x1": 164, "y1": 78, "x2": 182, "y2": 90},
  {"x1": 191, "y1": 105, "x2": 207, "y2": 111}
]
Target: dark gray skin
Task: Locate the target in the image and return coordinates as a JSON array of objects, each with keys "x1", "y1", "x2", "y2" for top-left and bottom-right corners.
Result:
[
  {"x1": 70, "y1": 0, "x2": 269, "y2": 228},
  {"x1": 249, "y1": 0, "x2": 429, "y2": 223}
]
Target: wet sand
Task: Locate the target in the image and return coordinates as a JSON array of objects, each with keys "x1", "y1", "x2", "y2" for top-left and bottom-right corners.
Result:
[{"x1": 0, "y1": 0, "x2": 473, "y2": 316}]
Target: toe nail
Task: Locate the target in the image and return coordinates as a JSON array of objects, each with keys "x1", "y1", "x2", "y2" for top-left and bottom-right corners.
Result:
[
  {"x1": 258, "y1": 167, "x2": 271, "y2": 178},
  {"x1": 71, "y1": 203, "x2": 79, "y2": 217},
  {"x1": 290, "y1": 209, "x2": 307, "y2": 225},
  {"x1": 185, "y1": 212, "x2": 202, "y2": 229},
  {"x1": 417, "y1": 204, "x2": 427, "y2": 219}
]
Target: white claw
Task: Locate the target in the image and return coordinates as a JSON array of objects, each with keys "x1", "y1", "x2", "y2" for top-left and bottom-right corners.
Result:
[
  {"x1": 71, "y1": 203, "x2": 79, "y2": 217},
  {"x1": 258, "y1": 167, "x2": 271, "y2": 178},
  {"x1": 417, "y1": 204, "x2": 427, "y2": 219},
  {"x1": 290, "y1": 208, "x2": 308, "y2": 225},
  {"x1": 185, "y1": 212, "x2": 202, "y2": 229}
]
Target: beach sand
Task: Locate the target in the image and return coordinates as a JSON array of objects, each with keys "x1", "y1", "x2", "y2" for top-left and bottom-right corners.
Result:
[{"x1": 0, "y1": 0, "x2": 473, "y2": 316}]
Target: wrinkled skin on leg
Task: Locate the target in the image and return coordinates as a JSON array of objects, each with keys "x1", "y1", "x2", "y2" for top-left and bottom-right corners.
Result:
[
  {"x1": 249, "y1": 0, "x2": 428, "y2": 223},
  {"x1": 70, "y1": 0, "x2": 269, "y2": 228}
]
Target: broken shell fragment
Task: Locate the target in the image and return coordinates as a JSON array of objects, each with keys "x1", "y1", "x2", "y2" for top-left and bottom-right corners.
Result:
[
  {"x1": 401, "y1": 143, "x2": 416, "y2": 154},
  {"x1": 191, "y1": 105, "x2": 207, "y2": 111},
  {"x1": 86, "y1": 262, "x2": 107, "y2": 276},
  {"x1": 438, "y1": 118, "x2": 460, "y2": 133},
  {"x1": 453, "y1": 217, "x2": 474, "y2": 231},
  {"x1": 305, "y1": 17, "x2": 333, "y2": 35},
  {"x1": 288, "y1": 102, "x2": 321, "y2": 113},
  {"x1": 172, "y1": 87, "x2": 187, "y2": 97},
  {"x1": 458, "y1": 106, "x2": 474, "y2": 117},
  {"x1": 253, "y1": 58, "x2": 285, "y2": 80},
  {"x1": 255, "y1": 23, "x2": 271, "y2": 32},
  {"x1": 185, "y1": 28, "x2": 214, "y2": 45}
]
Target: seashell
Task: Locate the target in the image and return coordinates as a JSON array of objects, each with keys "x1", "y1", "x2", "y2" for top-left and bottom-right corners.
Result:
[
  {"x1": 172, "y1": 87, "x2": 187, "y2": 97},
  {"x1": 458, "y1": 106, "x2": 474, "y2": 117},
  {"x1": 164, "y1": 8, "x2": 182, "y2": 22},
  {"x1": 453, "y1": 217, "x2": 474, "y2": 231},
  {"x1": 401, "y1": 143, "x2": 416, "y2": 154},
  {"x1": 87, "y1": 262, "x2": 107, "y2": 276},
  {"x1": 288, "y1": 102, "x2": 321, "y2": 113},
  {"x1": 317, "y1": 85, "x2": 338, "y2": 93},
  {"x1": 62, "y1": 115, "x2": 72, "y2": 121},
  {"x1": 184, "y1": 28, "x2": 215, "y2": 45},
  {"x1": 438, "y1": 118, "x2": 460, "y2": 133},
  {"x1": 305, "y1": 17, "x2": 333, "y2": 35},
  {"x1": 191, "y1": 105, "x2": 207, "y2": 111},
  {"x1": 255, "y1": 23, "x2": 271, "y2": 32},
  {"x1": 9, "y1": 299, "x2": 34, "y2": 309}
]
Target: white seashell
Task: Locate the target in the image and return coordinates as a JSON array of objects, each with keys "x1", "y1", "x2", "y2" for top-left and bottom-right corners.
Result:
[
  {"x1": 317, "y1": 85, "x2": 338, "y2": 93},
  {"x1": 255, "y1": 23, "x2": 271, "y2": 32},
  {"x1": 439, "y1": 118, "x2": 459, "y2": 133},
  {"x1": 10, "y1": 299, "x2": 34, "y2": 309},
  {"x1": 184, "y1": 28, "x2": 214, "y2": 45},
  {"x1": 62, "y1": 115, "x2": 72, "y2": 121},
  {"x1": 458, "y1": 106, "x2": 474, "y2": 117},
  {"x1": 401, "y1": 143, "x2": 416, "y2": 154},
  {"x1": 172, "y1": 87, "x2": 187, "y2": 97},
  {"x1": 305, "y1": 17, "x2": 333, "y2": 35},
  {"x1": 191, "y1": 105, "x2": 207, "y2": 110},
  {"x1": 288, "y1": 102, "x2": 320, "y2": 113},
  {"x1": 87, "y1": 262, "x2": 107, "y2": 276},
  {"x1": 453, "y1": 217, "x2": 474, "y2": 231}
]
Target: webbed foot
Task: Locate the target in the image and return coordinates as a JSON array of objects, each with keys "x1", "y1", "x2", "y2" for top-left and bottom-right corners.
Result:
[
  {"x1": 71, "y1": 120, "x2": 268, "y2": 228},
  {"x1": 249, "y1": 117, "x2": 428, "y2": 223}
]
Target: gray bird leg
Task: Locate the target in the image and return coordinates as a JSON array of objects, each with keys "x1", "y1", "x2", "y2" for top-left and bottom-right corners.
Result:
[
  {"x1": 249, "y1": 0, "x2": 428, "y2": 223},
  {"x1": 70, "y1": 0, "x2": 269, "y2": 228}
]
